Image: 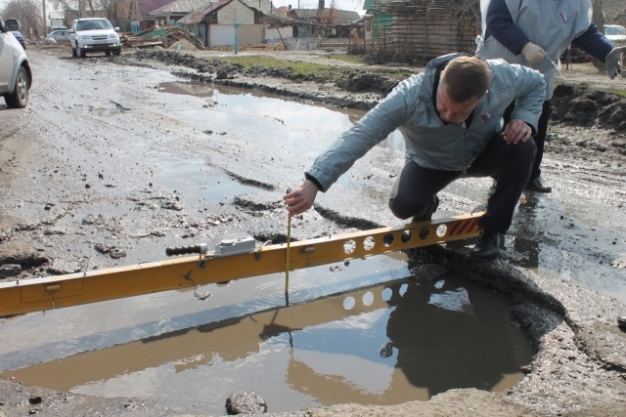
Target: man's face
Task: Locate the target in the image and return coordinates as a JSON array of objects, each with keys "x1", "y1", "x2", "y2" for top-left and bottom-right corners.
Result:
[{"x1": 435, "y1": 82, "x2": 481, "y2": 123}]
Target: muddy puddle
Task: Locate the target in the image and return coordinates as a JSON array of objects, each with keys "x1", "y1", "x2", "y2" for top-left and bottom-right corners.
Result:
[
  {"x1": 152, "y1": 154, "x2": 254, "y2": 201},
  {"x1": 0, "y1": 269, "x2": 532, "y2": 415},
  {"x1": 4, "y1": 74, "x2": 624, "y2": 415},
  {"x1": 157, "y1": 81, "x2": 406, "y2": 152}
]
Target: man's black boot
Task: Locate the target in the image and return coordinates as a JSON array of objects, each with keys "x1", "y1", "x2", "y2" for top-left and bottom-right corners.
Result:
[
  {"x1": 411, "y1": 196, "x2": 439, "y2": 223},
  {"x1": 470, "y1": 229, "x2": 500, "y2": 261},
  {"x1": 525, "y1": 177, "x2": 552, "y2": 193}
]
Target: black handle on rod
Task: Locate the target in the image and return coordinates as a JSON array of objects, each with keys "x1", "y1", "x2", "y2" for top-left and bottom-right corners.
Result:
[{"x1": 166, "y1": 244, "x2": 206, "y2": 257}]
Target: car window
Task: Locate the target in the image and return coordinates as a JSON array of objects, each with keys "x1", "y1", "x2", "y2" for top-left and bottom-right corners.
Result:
[
  {"x1": 605, "y1": 26, "x2": 626, "y2": 36},
  {"x1": 77, "y1": 19, "x2": 113, "y2": 31}
]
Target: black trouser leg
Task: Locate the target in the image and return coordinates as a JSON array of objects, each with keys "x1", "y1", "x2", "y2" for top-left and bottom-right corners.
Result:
[
  {"x1": 388, "y1": 161, "x2": 460, "y2": 220},
  {"x1": 530, "y1": 100, "x2": 552, "y2": 180},
  {"x1": 465, "y1": 133, "x2": 536, "y2": 233},
  {"x1": 502, "y1": 100, "x2": 551, "y2": 181}
]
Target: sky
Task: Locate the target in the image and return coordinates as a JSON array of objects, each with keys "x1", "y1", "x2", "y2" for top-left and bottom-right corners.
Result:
[
  {"x1": 272, "y1": 0, "x2": 366, "y2": 13},
  {"x1": 1, "y1": 0, "x2": 367, "y2": 17}
]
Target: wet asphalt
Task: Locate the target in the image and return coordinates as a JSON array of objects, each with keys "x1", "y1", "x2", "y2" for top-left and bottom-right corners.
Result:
[{"x1": 0, "y1": 48, "x2": 625, "y2": 416}]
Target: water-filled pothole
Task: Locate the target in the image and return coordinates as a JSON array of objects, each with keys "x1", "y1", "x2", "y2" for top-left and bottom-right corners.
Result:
[{"x1": 1, "y1": 273, "x2": 533, "y2": 415}]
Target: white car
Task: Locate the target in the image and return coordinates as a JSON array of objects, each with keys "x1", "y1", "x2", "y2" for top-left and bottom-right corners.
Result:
[
  {"x1": 0, "y1": 17, "x2": 31, "y2": 108},
  {"x1": 46, "y1": 29, "x2": 72, "y2": 44},
  {"x1": 604, "y1": 24, "x2": 626, "y2": 43},
  {"x1": 70, "y1": 17, "x2": 121, "y2": 58}
]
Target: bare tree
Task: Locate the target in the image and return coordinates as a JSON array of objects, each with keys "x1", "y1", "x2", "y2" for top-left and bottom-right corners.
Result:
[
  {"x1": 593, "y1": 0, "x2": 606, "y2": 32},
  {"x1": 1, "y1": 0, "x2": 44, "y2": 40},
  {"x1": 318, "y1": 0, "x2": 338, "y2": 24},
  {"x1": 52, "y1": 0, "x2": 140, "y2": 29}
]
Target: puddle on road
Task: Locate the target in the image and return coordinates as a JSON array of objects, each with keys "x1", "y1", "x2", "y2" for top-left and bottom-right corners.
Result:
[
  {"x1": 157, "y1": 81, "x2": 406, "y2": 152},
  {"x1": 0, "y1": 81, "x2": 534, "y2": 415},
  {"x1": 152, "y1": 154, "x2": 255, "y2": 202},
  {"x1": 1, "y1": 272, "x2": 533, "y2": 415}
]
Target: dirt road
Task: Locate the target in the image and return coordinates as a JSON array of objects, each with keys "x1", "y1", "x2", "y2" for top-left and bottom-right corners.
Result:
[{"x1": 0, "y1": 47, "x2": 625, "y2": 416}]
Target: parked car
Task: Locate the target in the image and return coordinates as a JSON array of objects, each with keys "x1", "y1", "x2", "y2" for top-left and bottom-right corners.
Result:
[
  {"x1": 11, "y1": 30, "x2": 27, "y2": 49},
  {"x1": 604, "y1": 24, "x2": 626, "y2": 44},
  {"x1": 46, "y1": 29, "x2": 72, "y2": 44},
  {"x1": 0, "y1": 17, "x2": 32, "y2": 108},
  {"x1": 4, "y1": 18, "x2": 26, "y2": 49},
  {"x1": 70, "y1": 17, "x2": 121, "y2": 57}
]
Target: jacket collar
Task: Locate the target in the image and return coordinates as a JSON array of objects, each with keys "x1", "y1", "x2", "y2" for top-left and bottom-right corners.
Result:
[{"x1": 419, "y1": 53, "x2": 468, "y2": 104}]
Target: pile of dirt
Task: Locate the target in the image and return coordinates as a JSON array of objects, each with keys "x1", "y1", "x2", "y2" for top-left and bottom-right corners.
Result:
[
  {"x1": 168, "y1": 39, "x2": 199, "y2": 51},
  {"x1": 164, "y1": 26, "x2": 206, "y2": 50},
  {"x1": 551, "y1": 83, "x2": 626, "y2": 131},
  {"x1": 124, "y1": 26, "x2": 206, "y2": 50},
  {"x1": 134, "y1": 50, "x2": 239, "y2": 73}
]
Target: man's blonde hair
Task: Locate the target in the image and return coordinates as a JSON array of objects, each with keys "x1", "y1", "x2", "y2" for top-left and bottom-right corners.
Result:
[{"x1": 440, "y1": 56, "x2": 491, "y2": 103}]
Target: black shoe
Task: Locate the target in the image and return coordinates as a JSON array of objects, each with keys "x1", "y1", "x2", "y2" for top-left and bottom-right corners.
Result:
[
  {"x1": 525, "y1": 177, "x2": 552, "y2": 193},
  {"x1": 470, "y1": 229, "x2": 500, "y2": 261},
  {"x1": 411, "y1": 196, "x2": 439, "y2": 223},
  {"x1": 618, "y1": 316, "x2": 626, "y2": 329}
]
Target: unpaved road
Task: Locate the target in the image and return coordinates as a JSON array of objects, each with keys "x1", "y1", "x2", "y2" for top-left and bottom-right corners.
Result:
[{"x1": 0, "y1": 47, "x2": 625, "y2": 416}]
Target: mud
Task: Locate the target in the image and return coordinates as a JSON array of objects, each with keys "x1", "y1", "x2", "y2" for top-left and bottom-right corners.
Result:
[{"x1": 0, "y1": 47, "x2": 625, "y2": 416}]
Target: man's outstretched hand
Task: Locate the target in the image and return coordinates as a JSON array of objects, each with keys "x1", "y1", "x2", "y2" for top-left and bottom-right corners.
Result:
[
  {"x1": 502, "y1": 119, "x2": 533, "y2": 145},
  {"x1": 283, "y1": 180, "x2": 319, "y2": 216}
]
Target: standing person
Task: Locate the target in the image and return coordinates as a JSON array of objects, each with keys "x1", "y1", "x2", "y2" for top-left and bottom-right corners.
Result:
[
  {"x1": 476, "y1": 0, "x2": 623, "y2": 193},
  {"x1": 565, "y1": 44, "x2": 572, "y2": 71},
  {"x1": 283, "y1": 54, "x2": 546, "y2": 261}
]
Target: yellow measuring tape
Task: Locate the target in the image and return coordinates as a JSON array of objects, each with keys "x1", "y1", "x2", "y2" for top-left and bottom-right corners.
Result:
[{"x1": 285, "y1": 215, "x2": 291, "y2": 294}]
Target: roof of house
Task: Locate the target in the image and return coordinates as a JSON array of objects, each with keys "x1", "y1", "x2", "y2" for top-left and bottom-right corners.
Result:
[
  {"x1": 291, "y1": 8, "x2": 361, "y2": 24},
  {"x1": 149, "y1": 0, "x2": 209, "y2": 16},
  {"x1": 178, "y1": 0, "x2": 233, "y2": 25},
  {"x1": 140, "y1": 0, "x2": 181, "y2": 16},
  {"x1": 155, "y1": 0, "x2": 275, "y2": 19}
]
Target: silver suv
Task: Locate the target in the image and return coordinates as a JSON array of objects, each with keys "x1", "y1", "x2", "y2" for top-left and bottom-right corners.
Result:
[
  {"x1": 70, "y1": 17, "x2": 121, "y2": 57},
  {"x1": 0, "y1": 17, "x2": 31, "y2": 108}
]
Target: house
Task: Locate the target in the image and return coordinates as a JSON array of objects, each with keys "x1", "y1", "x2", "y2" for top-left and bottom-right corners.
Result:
[
  {"x1": 366, "y1": 0, "x2": 479, "y2": 61},
  {"x1": 177, "y1": 0, "x2": 275, "y2": 48},
  {"x1": 138, "y1": 0, "x2": 187, "y2": 31},
  {"x1": 288, "y1": 1, "x2": 361, "y2": 38},
  {"x1": 49, "y1": 11, "x2": 67, "y2": 30},
  {"x1": 148, "y1": 0, "x2": 209, "y2": 28}
]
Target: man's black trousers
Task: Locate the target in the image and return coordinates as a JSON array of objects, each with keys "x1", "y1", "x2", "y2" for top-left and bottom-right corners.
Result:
[{"x1": 388, "y1": 133, "x2": 536, "y2": 234}]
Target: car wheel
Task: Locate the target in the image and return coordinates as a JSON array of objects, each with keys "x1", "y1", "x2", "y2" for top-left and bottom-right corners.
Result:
[
  {"x1": 5, "y1": 67, "x2": 29, "y2": 109},
  {"x1": 79, "y1": 48, "x2": 86, "y2": 58},
  {"x1": 113, "y1": 49, "x2": 121, "y2": 56},
  {"x1": 72, "y1": 47, "x2": 77, "y2": 57},
  {"x1": 105, "y1": 50, "x2": 111, "y2": 57}
]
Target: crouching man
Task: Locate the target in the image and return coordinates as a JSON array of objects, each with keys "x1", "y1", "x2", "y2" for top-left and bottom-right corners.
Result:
[{"x1": 284, "y1": 53, "x2": 546, "y2": 261}]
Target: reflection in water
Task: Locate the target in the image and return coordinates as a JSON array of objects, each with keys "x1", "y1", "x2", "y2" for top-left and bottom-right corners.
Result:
[
  {"x1": 510, "y1": 195, "x2": 540, "y2": 268},
  {"x1": 1, "y1": 275, "x2": 533, "y2": 415},
  {"x1": 158, "y1": 82, "x2": 405, "y2": 152}
]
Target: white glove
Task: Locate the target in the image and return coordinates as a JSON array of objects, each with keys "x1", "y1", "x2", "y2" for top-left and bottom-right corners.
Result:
[
  {"x1": 605, "y1": 47, "x2": 625, "y2": 79},
  {"x1": 521, "y1": 42, "x2": 547, "y2": 64}
]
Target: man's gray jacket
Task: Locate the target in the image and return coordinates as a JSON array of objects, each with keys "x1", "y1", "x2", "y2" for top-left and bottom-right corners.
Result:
[{"x1": 306, "y1": 53, "x2": 546, "y2": 192}]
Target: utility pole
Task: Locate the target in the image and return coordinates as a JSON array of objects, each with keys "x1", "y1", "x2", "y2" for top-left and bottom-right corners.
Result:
[{"x1": 43, "y1": 0, "x2": 47, "y2": 35}]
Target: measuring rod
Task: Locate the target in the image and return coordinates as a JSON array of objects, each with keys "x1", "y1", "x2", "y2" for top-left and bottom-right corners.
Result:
[{"x1": 0, "y1": 212, "x2": 483, "y2": 318}]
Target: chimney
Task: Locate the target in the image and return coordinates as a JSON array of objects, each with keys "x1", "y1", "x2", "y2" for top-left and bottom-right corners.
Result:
[
  {"x1": 318, "y1": 0, "x2": 325, "y2": 10},
  {"x1": 288, "y1": 5, "x2": 291, "y2": 10}
]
